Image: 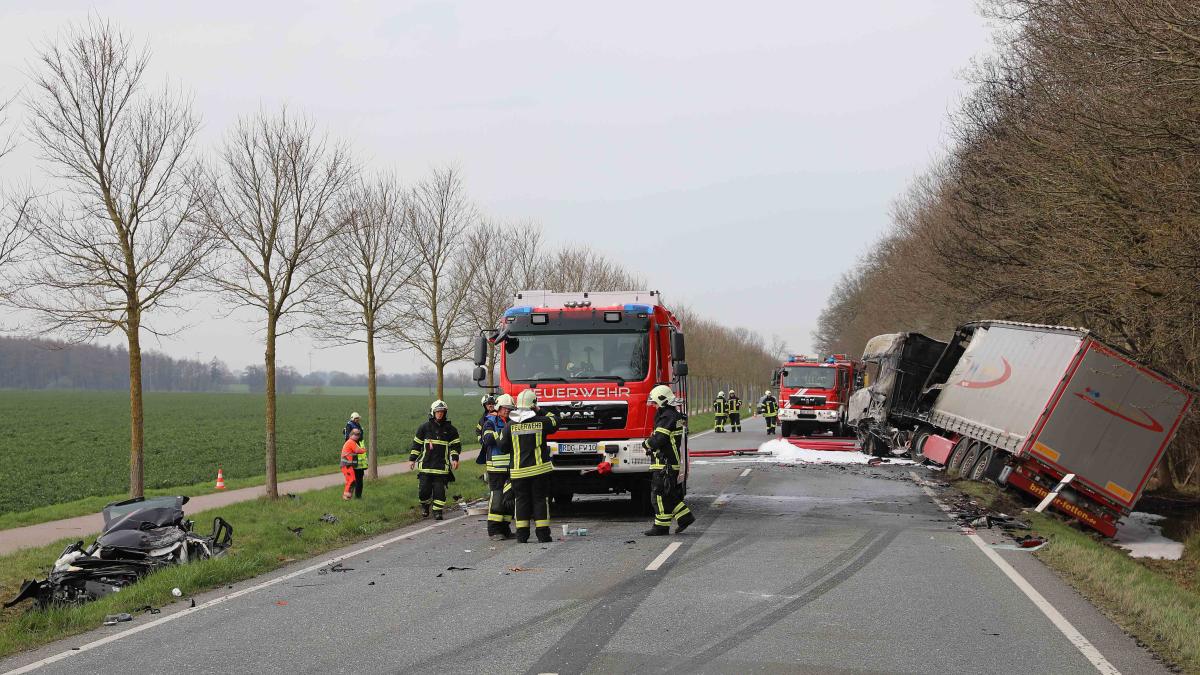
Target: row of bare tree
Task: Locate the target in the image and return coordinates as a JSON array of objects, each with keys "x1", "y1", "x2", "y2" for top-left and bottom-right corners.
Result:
[
  {"x1": 0, "y1": 21, "x2": 779, "y2": 501},
  {"x1": 813, "y1": 0, "x2": 1200, "y2": 488}
]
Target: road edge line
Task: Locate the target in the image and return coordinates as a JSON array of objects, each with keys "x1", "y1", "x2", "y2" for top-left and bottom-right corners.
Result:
[
  {"x1": 908, "y1": 471, "x2": 1120, "y2": 675},
  {"x1": 3, "y1": 515, "x2": 463, "y2": 675}
]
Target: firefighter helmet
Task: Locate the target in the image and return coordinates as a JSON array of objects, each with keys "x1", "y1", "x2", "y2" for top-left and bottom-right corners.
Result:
[
  {"x1": 481, "y1": 394, "x2": 496, "y2": 407},
  {"x1": 764, "y1": 390, "x2": 771, "y2": 396},
  {"x1": 729, "y1": 389, "x2": 737, "y2": 395},
  {"x1": 430, "y1": 399, "x2": 448, "y2": 415},
  {"x1": 649, "y1": 384, "x2": 675, "y2": 407},
  {"x1": 516, "y1": 389, "x2": 538, "y2": 409},
  {"x1": 496, "y1": 394, "x2": 515, "y2": 410},
  {"x1": 717, "y1": 391, "x2": 725, "y2": 397}
]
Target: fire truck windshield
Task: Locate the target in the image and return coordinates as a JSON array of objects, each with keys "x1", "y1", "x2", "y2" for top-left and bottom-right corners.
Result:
[
  {"x1": 505, "y1": 331, "x2": 650, "y2": 383},
  {"x1": 782, "y1": 366, "x2": 837, "y2": 389}
]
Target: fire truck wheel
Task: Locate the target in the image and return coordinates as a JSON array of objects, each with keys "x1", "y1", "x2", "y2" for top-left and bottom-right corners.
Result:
[
  {"x1": 946, "y1": 438, "x2": 972, "y2": 476},
  {"x1": 959, "y1": 441, "x2": 984, "y2": 480}
]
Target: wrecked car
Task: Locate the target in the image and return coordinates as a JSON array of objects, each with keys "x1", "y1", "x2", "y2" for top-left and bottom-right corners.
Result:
[{"x1": 5, "y1": 495, "x2": 232, "y2": 609}]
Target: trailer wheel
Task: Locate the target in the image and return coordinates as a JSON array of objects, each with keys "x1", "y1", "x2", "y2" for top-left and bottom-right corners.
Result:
[
  {"x1": 970, "y1": 446, "x2": 1005, "y2": 482},
  {"x1": 946, "y1": 438, "x2": 971, "y2": 476},
  {"x1": 910, "y1": 431, "x2": 931, "y2": 463},
  {"x1": 959, "y1": 441, "x2": 983, "y2": 480}
]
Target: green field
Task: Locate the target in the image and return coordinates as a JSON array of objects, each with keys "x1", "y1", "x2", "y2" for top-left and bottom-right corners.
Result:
[{"x1": 0, "y1": 391, "x2": 488, "y2": 515}]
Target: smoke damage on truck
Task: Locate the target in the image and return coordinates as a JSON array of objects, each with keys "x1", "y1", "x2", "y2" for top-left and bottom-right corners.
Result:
[{"x1": 848, "y1": 321, "x2": 1194, "y2": 537}]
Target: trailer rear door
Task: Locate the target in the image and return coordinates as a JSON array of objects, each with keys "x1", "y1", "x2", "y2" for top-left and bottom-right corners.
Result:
[{"x1": 1026, "y1": 340, "x2": 1193, "y2": 509}]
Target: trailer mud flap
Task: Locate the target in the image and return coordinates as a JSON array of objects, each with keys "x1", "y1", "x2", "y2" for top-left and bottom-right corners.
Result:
[{"x1": 1008, "y1": 469, "x2": 1117, "y2": 537}]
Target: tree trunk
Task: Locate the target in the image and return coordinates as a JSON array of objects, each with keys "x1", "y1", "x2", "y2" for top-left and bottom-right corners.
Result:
[
  {"x1": 264, "y1": 314, "x2": 279, "y2": 499},
  {"x1": 435, "y1": 342, "x2": 445, "y2": 400},
  {"x1": 366, "y1": 323, "x2": 379, "y2": 480},
  {"x1": 127, "y1": 312, "x2": 145, "y2": 498}
]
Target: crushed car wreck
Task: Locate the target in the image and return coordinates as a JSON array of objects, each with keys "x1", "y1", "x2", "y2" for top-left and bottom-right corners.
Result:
[{"x1": 4, "y1": 496, "x2": 232, "y2": 609}]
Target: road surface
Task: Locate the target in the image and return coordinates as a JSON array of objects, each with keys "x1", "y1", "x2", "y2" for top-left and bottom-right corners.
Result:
[{"x1": 1, "y1": 426, "x2": 1167, "y2": 674}]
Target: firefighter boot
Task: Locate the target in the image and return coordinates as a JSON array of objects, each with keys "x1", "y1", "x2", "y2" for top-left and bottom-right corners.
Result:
[
  {"x1": 676, "y1": 512, "x2": 696, "y2": 533},
  {"x1": 535, "y1": 527, "x2": 553, "y2": 543},
  {"x1": 421, "y1": 503, "x2": 430, "y2": 518},
  {"x1": 498, "y1": 523, "x2": 514, "y2": 540},
  {"x1": 515, "y1": 527, "x2": 530, "y2": 544},
  {"x1": 644, "y1": 525, "x2": 670, "y2": 536},
  {"x1": 434, "y1": 510, "x2": 444, "y2": 521}
]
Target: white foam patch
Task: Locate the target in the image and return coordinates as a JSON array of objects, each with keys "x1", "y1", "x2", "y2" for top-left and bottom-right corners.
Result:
[
  {"x1": 710, "y1": 439, "x2": 916, "y2": 465},
  {"x1": 1113, "y1": 512, "x2": 1184, "y2": 560}
]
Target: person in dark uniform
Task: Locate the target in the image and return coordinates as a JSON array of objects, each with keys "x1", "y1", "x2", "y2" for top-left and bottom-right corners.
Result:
[
  {"x1": 727, "y1": 389, "x2": 743, "y2": 432},
  {"x1": 643, "y1": 385, "x2": 695, "y2": 536},
  {"x1": 482, "y1": 394, "x2": 515, "y2": 539},
  {"x1": 409, "y1": 400, "x2": 462, "y2": 520},
  {"x1": 498, "y1": 389, "x2": 558, "y2": 543},
  {"x1": 713, "y1": 391, "x2": 727, "y2": 433},
  {"x1": 760, "y1": 390, "x2": 779, "y2": 436}
]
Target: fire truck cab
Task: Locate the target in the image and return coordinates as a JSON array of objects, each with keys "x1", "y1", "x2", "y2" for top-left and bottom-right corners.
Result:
[
  {"x1": 774, "y1": 354, "x2": 860, "y2": 437},
  {"x1": 472, "y1": 290, "x2": 689, "y2": 512}
]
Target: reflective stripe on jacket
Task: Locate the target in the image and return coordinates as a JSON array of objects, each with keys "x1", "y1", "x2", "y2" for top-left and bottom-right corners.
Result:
[
  {"x1": 482, "y1": 415, "x2": 511, "y2": 474},
  {"x1": 340, "y1": 439, "x2": 359, "y2": 467},
  {"x1": 501, "y1": 410, "x2": 558, "y2": 479},
  {"x1": 762, "y1": 397, "x2": 778, "y2": 417},
  {"x1": 408, "y1": 418, "x2": 462, "y2": 475},
  {"x1": 647, "y1": 406, "x2": 685, "y2": 471}
]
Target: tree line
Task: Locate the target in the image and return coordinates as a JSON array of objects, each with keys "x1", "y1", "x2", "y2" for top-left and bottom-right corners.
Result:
[
  {"x1": 813, "y1": 0, "x2": 1200, "y2": 488},
  {"x1": 0, "y1": 20, "x2": 778, "y2": 501}
]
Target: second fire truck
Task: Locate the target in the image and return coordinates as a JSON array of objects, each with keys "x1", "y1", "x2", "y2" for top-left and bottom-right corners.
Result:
[{"x1": 774, "y1": 354, "x2": 860, "y2": 437}]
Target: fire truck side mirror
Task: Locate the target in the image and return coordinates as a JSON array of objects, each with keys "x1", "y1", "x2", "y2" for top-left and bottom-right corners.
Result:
[
  {"x1": 673, "y1": 362, "x2": 689, "y2": 377},
  {"x1": 472, "y1": 365, "x2": 486, "y2": 383},
  {"x1": 671, "y1": 333, "x2": 686, "y2": 362},
  {"x1": 473, "y1": 336, "x2": 487, "y2": 366}
]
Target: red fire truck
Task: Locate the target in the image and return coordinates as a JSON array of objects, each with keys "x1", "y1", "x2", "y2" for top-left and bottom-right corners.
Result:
[
  {"x1": 472, "y1": 290, "x2": 689, "y2": 511},
  {"x1": 774, "y1": 354, "x2": 860, "y2": 437}
]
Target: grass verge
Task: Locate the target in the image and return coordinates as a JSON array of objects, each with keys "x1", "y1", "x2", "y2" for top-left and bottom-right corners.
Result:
[
  {"x1": 0, "y1": 466, "x2": 489, "y2": 660},
  {"x1": 956, "y1": 480, "x2": 1200, "y2": 674}
]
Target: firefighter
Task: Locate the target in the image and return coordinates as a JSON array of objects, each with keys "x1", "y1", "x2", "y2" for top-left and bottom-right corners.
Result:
[
  {"x1": 498, "y1": 389, "x2": 558, "y2": 543},
  {"x1": 713, "y1": 391, "x2": 727, "y2": 432},
  {"x1": 728, "y1": 389, "x2": 742, "y2": 432},
  {"x1": 761, "y1": 389, "x2": 779, "y2": 436},
  {"x1": 643, "y1": 385, "x2": 695, "y2": 536},
  {"x1": 340, "y1": 428, "x2": 362, "y2": 500},
  {"x1": 409, "y1": 400, "x2": 462, "y2": 520},
  {"x1": 475, "y1": 394, "x2": 497, "y2": 467},
  {"x1": 343, "y1": 411, "x2": 363, "y2": 440},
  {"x1": 483, "y1": 394, "x2": 515, "y2": 539}
]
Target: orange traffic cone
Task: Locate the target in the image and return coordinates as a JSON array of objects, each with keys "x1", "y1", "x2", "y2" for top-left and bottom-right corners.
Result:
[{"x1": 215, "y1": 468, "x2": 226, "y2": 490}]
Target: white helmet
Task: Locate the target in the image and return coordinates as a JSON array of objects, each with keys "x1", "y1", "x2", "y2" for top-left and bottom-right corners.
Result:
[
  {"x1": 717, "y1": 391, "x2": 725, "y2": 397},
  {"x1": 481, "y1": 394, "x2": 496, "y2": 407},
  {"x1": 350, "y1": 411, "x2": 361, "y2": 420},
  {"x1": 496, "y1": 394, "x2": 515, "y2": 410},
  {"x1": 649, "y1": 384, "x2": 675, "y2": 407},
  {"x1": 729, "y1": 389, "x2": 736, "y2": 395},
  {"x1": 430, "y1": 399, "x2": 448, "y2": 415},
  {"x1": 516, "y1": 389, "x2": 538, "y2": 409},
  {"x1": 764, "y1": 390, "x2": 771, "y2": 396}
]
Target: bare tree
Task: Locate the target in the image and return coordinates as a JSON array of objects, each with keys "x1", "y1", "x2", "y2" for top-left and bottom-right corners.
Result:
[
  {"x1": 463, "y1": 220, "x2": 542, "y2": 386},
  {"x1": 0, "y1": 92, "x2": 31, "y2": 278},
  {"x1": 200, "y1": 108, "x2": 354, "y2": 498},
  {"x1": 391, "y1": 167, "x2": 479, "y2": 400},
  {"x1": 311, "y1": 174, "x2": 414, "y2": 478},
  {"x1": 17, "y1": 22, "x2": 209, "y2": 497}
]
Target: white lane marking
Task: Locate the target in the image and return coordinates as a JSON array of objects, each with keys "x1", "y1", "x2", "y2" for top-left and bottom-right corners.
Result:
[
  {"x1": 908, "y1": 472, "x2": 1120, "y2": 675},
  {"x1": 646, "y1": 542, "x2": 683, "y2": 571},
  {"x1": 711, "y1": 493, "x2": 733, "y2": 507},
  {"x1": 4, "y1": 516, "x2": 461, "y2": 675},
  {"x1": 740, "y1": 468, "x2": 752, "y2": 477}
]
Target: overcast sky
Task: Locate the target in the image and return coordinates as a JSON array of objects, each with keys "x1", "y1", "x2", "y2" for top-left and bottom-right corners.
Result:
[{"x1": 0, "y1": 1, "x2": 993, "y2": 374}]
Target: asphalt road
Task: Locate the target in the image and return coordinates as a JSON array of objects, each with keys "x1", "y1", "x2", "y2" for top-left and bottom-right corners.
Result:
[{"x1": 2, "y1": 425, "x2": 1169, "y2": 674}]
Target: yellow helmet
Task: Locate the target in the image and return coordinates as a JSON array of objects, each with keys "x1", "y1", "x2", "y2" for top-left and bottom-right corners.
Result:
[
  {"x1": 649, "y1": 384, "x2": 675, "y2": 407},
  {"x1": 516, "y1": 389, "x2": 538, "y2": 409}
]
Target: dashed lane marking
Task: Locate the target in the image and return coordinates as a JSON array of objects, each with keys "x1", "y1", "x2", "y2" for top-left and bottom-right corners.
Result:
[
  {"x1": 645, "y1": 542, "x2": 683, "y2": 571},
  {"x1": 740, "y1": 468, "x2": 752, "y2": 477}
]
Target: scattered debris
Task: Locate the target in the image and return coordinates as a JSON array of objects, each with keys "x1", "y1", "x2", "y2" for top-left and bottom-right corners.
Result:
[
  {"x1": 275, "y1": 600, "x2": 288, "y2": 606},
  {"x1": 102, "y1": 613, "x2": 133, "y2": 625},
  {"x1": 368, "y1": 582, "x2": 375, "y2": 586},
  {"x1": 624, "y1": 540, "x2": 636, "y2": 544},
  {"x1": 286, "y1": 493, "x2": 299, "y2": 500},
  {"x1": 133, "y1": 605, "x2": 161, "y2": 615},
  {"x1": 4, "y1": 496, "x2": 233, "y2": 610},
  {"x1": 171, "y1": 587, "x2": 182, "y2": 597},
  {"x1": 319, "y1": 513, "x2": 339, "y2": 524},
  {"x1": 317, "y1": 563, "x2": 354, "y2": 575},
  {"x1": 506, "y1": 566, "x2": 540, "y2": 573},
  {"x1": 288, "y1": 526, "x2": 304, "y2": 538},
  {"x1": 446, "y1": 566, "x2": 474, "y2": 572},
  {"x1": 189, "y1": 598, "x2": 196, "y2": 608}
]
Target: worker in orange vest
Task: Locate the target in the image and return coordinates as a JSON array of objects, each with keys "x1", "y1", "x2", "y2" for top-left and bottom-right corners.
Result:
[{"x1": 341, "y1": 428, "x2": 362, "y2": 500}]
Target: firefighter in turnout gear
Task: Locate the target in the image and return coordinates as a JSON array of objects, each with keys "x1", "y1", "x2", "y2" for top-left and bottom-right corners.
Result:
[
  {"x1": 498, "y1": 389, "x2": 559, "y2": 543},
  {"x1": 483, "y1": 394, "x2": 515, "y2": 539},
  {"x1": 643, "y1": 385, "x2": 695, "y2": 536},
  {"x1": 727, "y1": 390, "x2": 743, "y2": 432},
  {"x1": 713, "y1": 391, "x2": 727, "y2": 432},
  {"x1": 409, "y1": 400, "x2": 462, "y2": 520},
  {"x1": 475, "y1": 395, "x2": 497, "y2": 466},
  {"x1": 761, "y1": 389, "x2": 779, "y2": 435}
]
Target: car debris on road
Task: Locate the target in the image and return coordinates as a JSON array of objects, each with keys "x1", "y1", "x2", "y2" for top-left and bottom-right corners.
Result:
[{"x1": 5, "y1": 496, "x2": 232, "y2": 610}]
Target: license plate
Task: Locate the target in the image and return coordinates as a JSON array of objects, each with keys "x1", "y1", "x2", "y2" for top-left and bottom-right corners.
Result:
[{"x1": 556, "y1": 443, "x2": 598, "y2": 454}]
